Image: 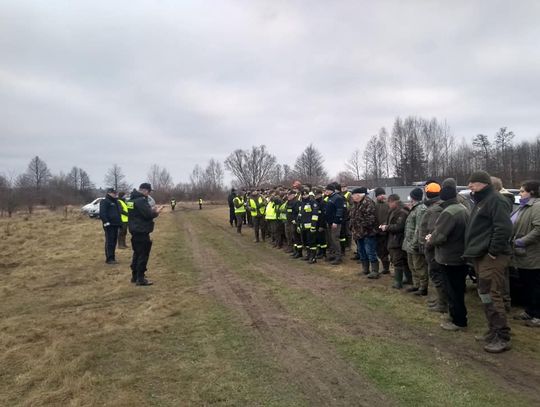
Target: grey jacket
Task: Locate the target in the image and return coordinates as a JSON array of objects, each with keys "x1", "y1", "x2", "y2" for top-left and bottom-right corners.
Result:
[{"x1": 511, "y1": 198, "x2": 540, "y2": 269}]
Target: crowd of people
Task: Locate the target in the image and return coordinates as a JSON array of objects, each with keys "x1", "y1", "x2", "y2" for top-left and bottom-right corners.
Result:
[{"x1": 227, "y1": 170, "x2": 540, "y2": 354}]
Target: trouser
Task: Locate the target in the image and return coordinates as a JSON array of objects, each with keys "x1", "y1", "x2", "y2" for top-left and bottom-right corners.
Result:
[
  {"x1": 339, "y1": 219, "x2": 348, "y2": 251},
  {"x1": 229, "y1": 207, "x2": 236, "y2": 226},
  {"x1": 246, "y1": 211, "x2": 252, "y2": 226},
  {"x1": 316, "y1": 227, "x2": 327, "y2": 254},
  {"x1": 502, "y1": 267, "x2": 511, "y2": 311},
  {"x1": 389, "y1": 248, "x2": 407, "y2": 268},
  {"x1": 131, "y1": 232, "x2": 152, "y2": 282},
  {"x1": 376, "y1": 234, "x2": 390, "y2": 270},
  {"x1": 103, "y1": 225, "x2": 119, "y2": 262},
  {"x1": 292, "y1": 224, "x2": 302, "y2": 251},
  {"x1": 235, "y1": 214, "x2": 244, "y2": 233},
  {"x1": 266, "y1": 220, "x2": 276, "y2": 243},
  {"x1": 426, "y1": 250, "x2": 448, "y2": 307},
  {"x1": 473, "y1": 254, "x2": 511, "y2": 341},
  {"x1": 518, "y1": 268, "x2": 540, "y2": 318},
  {"x1": 440, "y1": 264, "x2": 469, "y2": 327},
  {"x1": 301, "y1": 228, "x2": 317, "y2": 254},
  {"x1": 327, "y1": 224, "x2": 342, "y2": 260},
  {"x1": 357, "y1": 236, "x2": 378, "y2": 263},
  {"x1": 276, "y1": 221, "x2": 285, "y2": 248},
  {"x1": 408, "y1": 252, "x2": 428, "y2": 290},
  {"x1": 199, "y1": 203, "x2": 202, "y2": 210},
  {"x1": 252, "y1": 216, "x2": 265, "y2": 241},
  {"x1": 171, "y1": 205, "x2": 176, "y2": 211},
  {"x1": 118, "y1": 223, "x2": 128, "y2": 248},
  {"x1": 285, "y1": 222, "x2": 295, "y2": 250}
]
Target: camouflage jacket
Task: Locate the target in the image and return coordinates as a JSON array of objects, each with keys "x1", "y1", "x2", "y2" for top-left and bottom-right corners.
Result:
[
  {"x1": 403, "y1": 202, "x2": 427, "y2": 254},
  {"x1": 349, "y1": 197, "x2": 378, "y2": 240}
]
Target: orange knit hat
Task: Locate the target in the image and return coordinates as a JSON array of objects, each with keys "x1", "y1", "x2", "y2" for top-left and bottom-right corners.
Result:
[{"x1": 425, "y1": 182, "x2": 441, "y2": 193}]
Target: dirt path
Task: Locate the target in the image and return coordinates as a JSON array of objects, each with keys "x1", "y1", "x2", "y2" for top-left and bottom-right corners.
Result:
[
  {"x1": 183, "y1": 215, "x2": 395, "y2": 406},
  {"x1": 180, "y1": 206, "x2": 540, "y2": 404}
]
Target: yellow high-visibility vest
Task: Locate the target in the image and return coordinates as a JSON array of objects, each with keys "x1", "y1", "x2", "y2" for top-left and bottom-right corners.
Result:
[
  {"x1": 278, "y1": 202, "x2": 287, "y2": 221},
  {"x1": 265, "y1": 201, "x2": 277, "y2": 220},
  {"x1": 118, "y1": 199, "x2": 128, "y2": 223},
  {"x1": 233, "y1": 196, "x2": 246, "y2": 214},
  {"x1": 249, "y1": 197, "x2": 265, "y2": 217}
]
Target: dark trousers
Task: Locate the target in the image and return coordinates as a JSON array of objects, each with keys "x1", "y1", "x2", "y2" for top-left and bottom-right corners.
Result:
[
  {"x1": 118, "y1": 223, "x2": 128, "y2": 248},
  {"x1": 519, "y1": 268, "x2": 540, "y2": 318},
  {"x1": 104, "y1": 225, "x2": 119, "y2": 262},
  {"x1": 376, "y1": 234, "x2": 389, "y2": 262},
  {"x1": 252, "y1": 216, "x2": 266, "y2": 241},
  {"x1": 229, "y1": 206, "x2": 236, "y2": 226},
  {"x1": 441, "y1": 264, "x2": 469, "y2": 327},
  {"x1": 235, "y1": 214, "x2": 244, "y2": 233},
  {"x1": 276, "y1": 221, "x2": 285, "y2": 248},
  {"x1": 131, "y1": 233, "x2": 152, "y2": 282}
]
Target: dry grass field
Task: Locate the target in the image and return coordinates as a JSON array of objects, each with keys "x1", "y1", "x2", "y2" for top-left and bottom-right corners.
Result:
[{"x1": 1, "y1": 204, "x2": 539, "y2": 406}]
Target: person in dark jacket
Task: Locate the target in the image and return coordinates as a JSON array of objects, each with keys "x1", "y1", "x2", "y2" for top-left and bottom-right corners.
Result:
[
  {"x1": 380, "y1": 194, "x2": 410, "y2": 289},
  {"x1": 511, "y1": 180, "x2": 540, "y2": 328},
  {"x1": 428, "y1": 185, "x2": 470, "y2": 331},
  {"x1": 324, "y1": 183, "x2": 345, "y2": 265},
  {"x1": 128, "y1": 183, "x2": 163, "y2": 286},
  {"x1": 463, "y1": 171, "x2": 513, "y2": 353},
  {"x1": 99, "y1": 188, "x2": 122, "y2": 264},
  {"x1": 419, "y1": 182, "x2": 448, "y2": 313},
  {"x1": 227, "y1": 189, "x2": 237, "y2": 227},
  {"x1": 374, "y1": 187, "x2": 391, "y2": 274}
]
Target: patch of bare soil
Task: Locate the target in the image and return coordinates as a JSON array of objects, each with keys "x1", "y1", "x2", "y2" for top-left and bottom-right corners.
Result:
[
  {"x1": 197, "y1": 208, "x2": 540, "y2": 402},
  {"x1": 183, "y1": 217, "x2": 396, "y2": 407}
]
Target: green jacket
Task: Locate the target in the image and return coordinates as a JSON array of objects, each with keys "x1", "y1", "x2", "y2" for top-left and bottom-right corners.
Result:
[
  {"x1": 463, "y1": 185, "x2": 512, "y2": 258},
  {"x1": 418, "y1": 197, "x2": 442, "y2": 254},
  {"x1": 511, "y1": 198, "x2": 540, "y2": 269},
  {"x1": 402, "y1": 202, "x2": 426, "y2": 254},
  {"x1": 431, "y1": 199, "x2": 469, "y2": 265}
]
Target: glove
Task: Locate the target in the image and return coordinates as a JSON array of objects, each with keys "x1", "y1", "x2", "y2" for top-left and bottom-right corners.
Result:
[
  {"x1": 103, "y1": 222, "x2": 111, "y2": 227},
  {"x1": 310, "y1": 228, "x2": 317, "y2": 233},
  {"x1": 515, "y1": 239, "x2": 525, "y2": 248},
  {"x1": 297, "y1": 227, "x2": 301, "y2": 234}
]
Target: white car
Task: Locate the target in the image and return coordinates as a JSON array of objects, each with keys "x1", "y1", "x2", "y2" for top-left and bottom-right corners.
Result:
[{"x1": 81, "y1": 198, "x2": 103, "y2": 218}]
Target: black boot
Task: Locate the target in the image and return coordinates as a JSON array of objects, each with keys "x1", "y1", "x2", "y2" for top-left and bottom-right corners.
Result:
[
  {"x1": 361, "y1": 261, "x2": 370, "y2": 275},
  {"x1": 309, "y1": 249, "x2": 317, "y2": 264},
  {"x1": 381, "y1": 260, "x2": 390, "y2": 274},
  {"x1": 392, "y1": 267, "x2": 403, "y2": 289},
  {"x1": 403, "y1": 267, "x2": 413, "y2": 285},
  {"x1": 367, "y1": 262, "x2": 380, "y2": 279}
]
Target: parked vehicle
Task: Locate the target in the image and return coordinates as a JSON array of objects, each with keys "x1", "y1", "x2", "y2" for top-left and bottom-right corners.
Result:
[{"x1": 81, "y1": 198, "x2": 103, "y2": 218}]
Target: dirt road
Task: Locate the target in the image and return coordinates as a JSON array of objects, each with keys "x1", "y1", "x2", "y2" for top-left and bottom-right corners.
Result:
[{"x1": 1, "y1": 205, "x2": 539, "y2": 406}]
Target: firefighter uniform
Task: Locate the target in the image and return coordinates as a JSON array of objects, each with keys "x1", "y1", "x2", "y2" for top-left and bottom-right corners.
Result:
[{"x1": 298, "y1": 192, "x2": 320, "y2": 263}]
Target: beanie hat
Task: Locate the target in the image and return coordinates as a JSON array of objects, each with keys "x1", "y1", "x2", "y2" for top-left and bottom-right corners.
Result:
[
  {"x1": 442, "y1": 178, "x2": 457, "y2": 188},
  {"x1": 325, "y1": 183, "x2": 336, "y2": 192},
  {"x1": 352, "y1": 187, "x2": 368, "y2": 194},
  {"x1": 440, "y1": 185, "x2": 457, "y2": 201},
  {"x1": 374, "y1": 187, "x2": 386, "y2": 197},
  {"x1": 410, "y1": 187, "x2": 423, "y2": 201},
  {"x1": 425, "y1": 182, "x2": 441, "y2": 194},
  {"x1": 468, "y1": 170, "x2": 491, "y2": 185}
]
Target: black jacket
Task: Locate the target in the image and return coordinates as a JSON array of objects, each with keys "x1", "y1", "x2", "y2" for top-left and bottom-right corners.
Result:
[
  {"x1": 386, "y1": 204, "x2": 409, "y2": 250},
  {"x1": 128, "y1": 190, "x2": 158, "y2": 234},
  {"x1": 325, "y1": 192, "x2": 344, "y2": 225},
  {"x1": 99, "y1": 194, "x2": 121, "y2": 226},
  {"x1": 463, "y1": 185, "x2": 512, "y2": 258}
]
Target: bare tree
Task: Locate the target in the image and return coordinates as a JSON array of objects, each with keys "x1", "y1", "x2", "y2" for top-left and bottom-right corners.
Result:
[
  {"x1": 204, "y1": 159, "x2": 224, "y2": 194},
  {"x1": 104, "y1": 164, "x2": 130, "y2": 191},
  {"x1": 345, "y1": 149, "x2": 362, "y2": 181},
  {"x1": 494, "y1": 127, "x2": 515, "y2": 185},
  {"x1": 293, "y1": 143, "x2": 327, "y2": 185},
  {"x1": 147, "y1": 164, "x2": 174, "y2": 192},
  {"x1": 25, "y1": 156, "x2": 51, "y2": 191},
  {"x1": 224, "y1": 145, "x2": 277, "y2": 188},
  {"x1": 67, "y1": 167, "x2": 94, "y2": 191},
  {"x1": 472, "y1": 134, "x2": 492, "y2": 172}
]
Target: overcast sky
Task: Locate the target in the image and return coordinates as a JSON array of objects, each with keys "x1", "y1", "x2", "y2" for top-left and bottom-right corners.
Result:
[{"x1": 1, "y1": 0, "x2": 539, "y2": 187}]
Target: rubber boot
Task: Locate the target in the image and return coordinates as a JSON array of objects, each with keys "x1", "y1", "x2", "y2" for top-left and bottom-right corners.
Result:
[
  {"x1": 381, "y1": 260, "x2": 390, "y2": 274},
  {"x1": 361, "y1": 261, "x2": 370, "y2": 275},
  {"x1": 316, "y1": 248, "x2": 325, "y2": 259},
  {"x1": 340, "y1": 241, "x2": 346, "y2": 255},
  {"x1": 429, "y1": 286, "x2": 449, "y2": 312},
  {"x1": 392, "y1": 267, "x2": 403, "y2": 289},
  {"x1": 403, "y1": 267, "x2": 413, "y2": 285},
  {"x1": 296, "y1": 248, "x2": 304, "y2": 259},
  {"x1": 309, "y1": 249, "x2": 317, "y2": 264},
  {"x1": 290, "y1": 247, "x2": 298, "y2": 257},
  {"x1": 367, "y1": 262, "x2": 380, "y2": 279}
]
